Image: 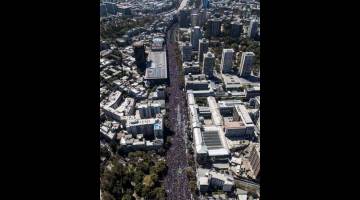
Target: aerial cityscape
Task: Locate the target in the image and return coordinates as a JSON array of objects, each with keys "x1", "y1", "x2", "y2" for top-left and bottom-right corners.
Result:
[{"x1": 100, "y1": 0, "x2": 260, "y2": 199}]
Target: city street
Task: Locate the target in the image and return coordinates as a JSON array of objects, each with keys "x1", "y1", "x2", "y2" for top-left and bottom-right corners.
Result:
[{"x1": 164, "y1": 23, "x2": 192, "y2": 200}]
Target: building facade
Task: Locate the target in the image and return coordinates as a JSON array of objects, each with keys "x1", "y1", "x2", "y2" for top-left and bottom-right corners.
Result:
[
  {"x1": 231, "y1": 21, "x2": 243, "y2": 38},
  {"x1": 179, "y1": 8, "x2": 191, "y2": 28},
  {"x1": 198, "y1": 9, "x2": 207, "y2": 26},
  {"x1": 191, "y1": 26, "x2": 202, "y2": 51},
  {"x1": 126, "y1": 118, "x2": 163, "y2": 140},
  {"x1": 207, "y1": 18, "x2": 221, "y2": 37},
  {"x1": 220, "y1": 49, "x2": 234, "y2": 73},
  {"x1": 239, "y1": 52, "x2": 255, "y2": 77},
  {"x1": 182, "y1": 42, "x2": 193, "y2": 62},
  {"x1": 202, "y1": 0, "x2": 209, "y2": 9},
  {"x1": 133, "y1": 41, "x2": 147, "y2": 69},
  {"x1": 198, "y1": 38, "x2": 209, "y2": 64},
  {"x1": 183, "y1": 61, "x2": 201, "y2": 75},
  {"x1": 203, "y1": 52, "x2": 215, "y2": 78},
  {"x1": 191, "y1": 13, "x2": 199, "y2": 27},
  {"x1": 249, "y1": 144, "x2": 260, "y2": 178},
  {"x1": 138, "y1": 102, "x2": 161, "y2": 119},
  {"x1": 248, "y1": 19, "x2": 259, "y2": 39}
]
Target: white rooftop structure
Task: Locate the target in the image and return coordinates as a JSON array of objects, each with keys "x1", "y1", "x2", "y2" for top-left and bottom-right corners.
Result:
[
  {"x1": 207, "y1": 97, "x2": 223, "y2": 126},
  {"x1": 187, "y1": 92, "x2": 196, "y2": 106},
  {"x1": 101, "y1": 91, "x2": 122, "y2": 109},
  {"x1": 222, "y1": 74, "x2": 242, "y2": 90},
  {"x1": 145, "y1": 50, "x2": 167, "y2": 80},
  {"x1": 235, "y1": 104, "x2": 254, "y2": 125}
]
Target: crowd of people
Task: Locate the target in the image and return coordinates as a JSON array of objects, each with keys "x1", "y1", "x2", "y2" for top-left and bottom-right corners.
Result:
[{"x1": 164, "y1": 25, "x2": 192, "y2": 200}]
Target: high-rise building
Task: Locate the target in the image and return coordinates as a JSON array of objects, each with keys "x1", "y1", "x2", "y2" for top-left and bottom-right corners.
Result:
[
  {"x1": 207, "y1": 18, "x2": 221, "y2": 37},
  {"x1": 191, "y1": 13, "x2": 199, "y2": 27},
  {"x1": 220, "y1": 49, "x2": 234, "y2": 73},
  {"x1": 203, "y1": 52, "x2": 215, "y2": 78},
  {"x1": 248, "y1": 19, "x2": 259, "y2": 39},
  {"x1": 249, "y1": 144, "x2": 260, "y2": 178},
  {"x1": 198, "y1": 38, "x2": 209, "y2": 64},
  {"x1": 191, "y1": 26, "x2": 202, "y2": 51},
  {"x1": 100, "y1": 4, "x2": 107, "y2": 17},
  {"x1": 230, "y1": 21, "x2": 243, "y2": 38},
  {"x1": 117, "y1": 5, "x2": 132, "y2": 16},
  {"x1": 100, "y1": 2, "x2": 118, "y2": 17},
  {"x1": 202, "y1": 0, "x2": 209, "y2": 9},
  {"x1": 182, "y1": 42, "x2": 193, "y2": 62},
  {"x1": 179, "y1": 8, "x2": 191, "y2": 28},
  {"x1": 256, "y1": 110, "x2": 260, "y2": 131},
  {"x1": 239, "y1": 52, "x2": 255, "y2": 77},
  {"x1": 133, "y1": 41, "x2": 147, "y2": 69},
  {"x1": 198, "y1": 9, "x2": 207, "y2": 26}
]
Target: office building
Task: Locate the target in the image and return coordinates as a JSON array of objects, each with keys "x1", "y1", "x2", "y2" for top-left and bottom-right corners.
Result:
[
  {"x1": 100, "y1": 2, "x2": 118, "y2": 17},
  {"x1": 245, "y1": 85, "x2": 260, "y2": 99},
  {"x1": 198, "y1": 38, "x2": 209, "y2": 64},
  {"x1": 249, "y1": 144, "x2": 260, "y2": 178},
  {"x1": 197, "y1": 168, "x2": 234, "y2": 193},
  {"x1": 179, "y1": 8, "x2": 191, "y2": 28},
  {"x1": 198, "y1": 9, "x2": 207, "y2": 26},
  {"x1": 209, "y1": 171, "x2": 234, "y2": 192},
  {"x1": 102, "y1": 91, "x2": 123, "y2": 121},
  {"x1": 126, "y1": 118, "x2": 163, "y2": 139},
  {"x1": 183, "y1": 61, "x2": 201, "y2": 75},
  {"x1": 117, "y1": 4, "x2": 132, "y2": 16},
  {"x1": 182, "y1": 42, "x2": 193, "y2": 62},
  {"x1": 228, "y1": 104, "x2": 255, "y2": 139},
  {"x1": 230, "y1": 21, "x2": 243, "y2": 38},
  {"x1": 202, "y1": 0, "x2": 209, "y2": 9},
  {"x1": 133, "y1": 41, "x2": 147, "y2": 69},
  {"x1": 100, "y1": 4, "x2": 107, "y2": 17},
  {"x1": 188, "y1": 88, "x2": 214, "y2": 98},
  {"x1": 221, "y1": 74, "x2": 242, "y2": 90},
  {"x1": 256, "y1": 110, "x2": 260, "y2": 131},
  {"x1": 191, "y1": 26, "x2": 202, "y2": 51},
  {"x1": 185, "y1": 74, "x2": 209, "y2": 90},
  {"x1": 248, "y1": 19, "x2": 259, "y2": 39},
  {"x1": 138, "y1": 102, "x2": 161, "y2": 119},
  {"x1": 207, "y1": 96, "x2": 223, "y2": 126},
  {"x1": 220, "y1": 49, "x2": 234, "y2": 73},
  {"x1": 116, "y1": 98, "x2": 135, "y2": 116},
  {"x1": 207, "y1": 18, "x2": 221, "y2": 37},
  {"x1": 203, "y1": 52, "x2": 215, "y2": 78},
  {"x1": 191, "y1": 13, "x2": 199, "y2": 27},
  {"x1": 239, "y1": 52, "x2": 255, "y2": 77},
  {"x1": 218, "y1": 99, "x2": 243, "y2": 116}
]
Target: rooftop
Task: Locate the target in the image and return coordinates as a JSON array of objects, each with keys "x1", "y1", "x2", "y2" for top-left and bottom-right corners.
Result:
[{"x1": 145, "y1": 50, "x2": 167, "y2": 79}]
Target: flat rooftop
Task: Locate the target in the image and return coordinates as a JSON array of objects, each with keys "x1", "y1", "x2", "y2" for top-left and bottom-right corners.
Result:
[
  {"x1": 202, "y1": 126, "x2": 223, "y2": 149},
  {"x1": 145, "y1": 50, "x2": 167, "y2": 79}
]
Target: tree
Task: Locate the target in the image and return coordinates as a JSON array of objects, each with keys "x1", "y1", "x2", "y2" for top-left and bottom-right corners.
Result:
[
  {"x1": 141, "y1": 185, "x2": 151, "y2": 198},
  {"x1": 189, "y1": 180, "x2": 197, "y2": 193},
  {"x1": 138, "y1": 161, "x2": 150, "y2": 174},
  {"x1": 102, "y1": 191, "x2": 116, "y2": 200},
  {"x1": 231, "y1": 43, "x2": 239, "y2": 52},
  {"x1": 151, "y1": 187, "x2": 166, "y2": 200},
  {"x1": 185, "y1": 167, "x2": 196, "y2": 181},
  {"x1": 223, "y1": 22, "x2": 231, "y2": 37},
  {"x1": 164, "y1": 137, "x2": 172, "y2": 149},
  {"x1": 133, "y1": 170, "x2": 144, "y2": 185},
  {"x1": 134, "y1": 182, "x2": 142, "y2": 195},
  {"x1": 121, "y1": 193, "x2": 133, "y2": 200},
  {"x1": 143, "y1": 175, "x2": 155, "y2": 188},
  {"x1": 150, "y1": 160, "x2": 167, "y2": 177}
]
